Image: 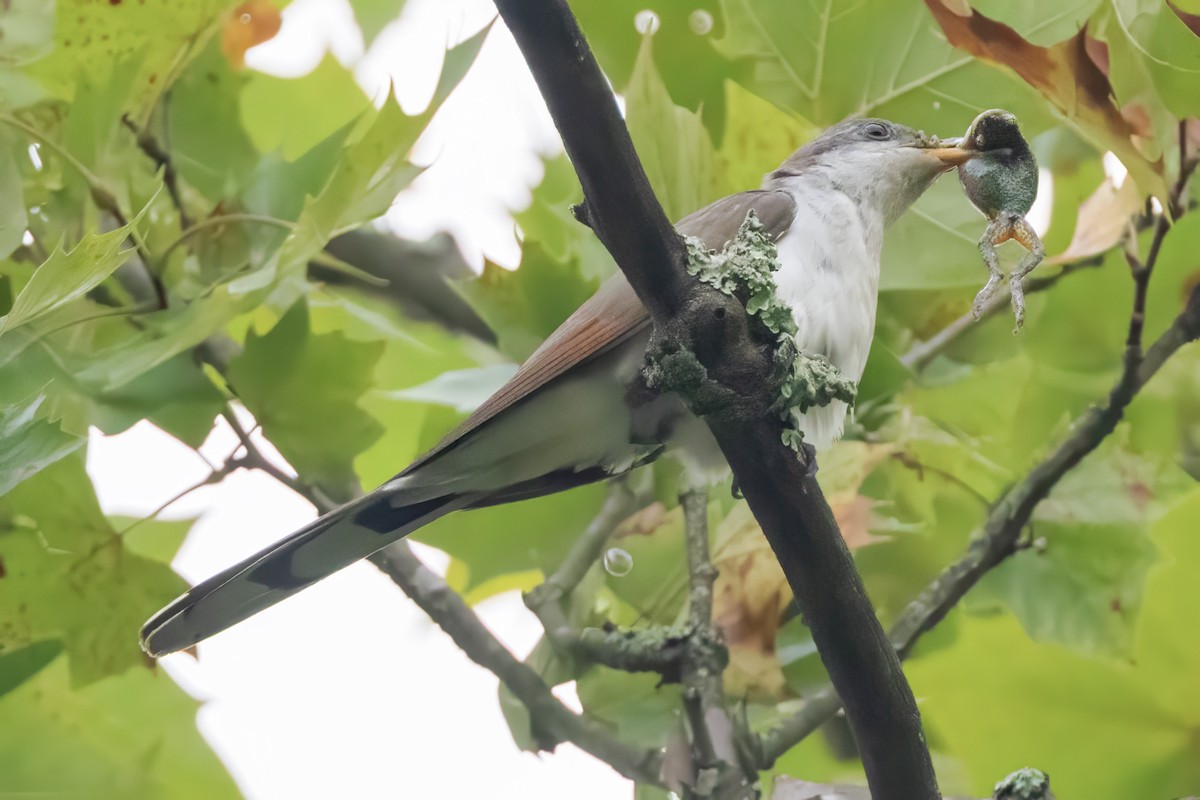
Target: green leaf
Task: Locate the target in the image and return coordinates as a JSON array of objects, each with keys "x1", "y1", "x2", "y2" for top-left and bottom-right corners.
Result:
[
  {"x1": 82, "y1": 354, "x2": 223, "y2": 448},
  {"x1": 570, "y1": 0, "x2": 734, "y2": 133},
  {"x1": 228, "y1": 300, "x2": 385, "y2": 493},
  {"x1": 111, "y1": 515, "x2": 196, "y2": 566},
  {"x1": 625, "y1": 36, "x2": 726, "y2": 221},
  {"x1": 383, "y1": 363, "x2": 518, "y2": 414},
  {"x1": 971, "y1": 521, "x2": 1158, "y2": 656},
  {"x1": 0, "y1": 656, "x2": 239, "y2": 798},
  {"x1": 969, "y1": 0, "x2": 1102, "y2": 46},
  {"x1": 718, "y1": 79, "x2": 819, "y2": 192},
  {"x1": 714, "y1": 0, "x2": 1051, "y2": 132},
  {"x1": 882, "y1": 176, "x2": 997, "y2": 291},
  {"x1": 349, "y1": 0, "x2": 407, "y2": 47},
  {"x1": 908, "y1": 608, "x2": 1200, "y2": 799},
  {"x1": 0, "y1": 640, "x2": 63, "y2": 701},
  {"x1": 462, "y1": 248, "x2": 602, "y2": 362},
  {"x1": 576, "y1": 668, "x2": 683, "y2": 750},
  {"x1": 0, "y1": 205, "x2": 147, "y2": 337},
  {"x1": 0, "y1": 133, "x2": 28, "y2": 260},
  {"x1": 414, "y1": 484, "x2": 607, "y2": 598},
  {"x1": 513, "y1": 153, "x2": 615, "y2": 282},
  {"x1": 1098, "y1": 0, "x2": 1200, "y2": 120},
  {"x1": 31, "y1": 0, "x2": 226, "y2": 115},
  {"x1": 165, "y1": 40, "x2": 262, "y2": 202},
  {"x1": 0, "y1": 455, "x2": 189, "y2": 685},
  {"x1": 0, "y1": 394, "x2": 83, "y2": 498},
  {"x1": 240, "y1": 56, "x2": 372, "y2": 161}
]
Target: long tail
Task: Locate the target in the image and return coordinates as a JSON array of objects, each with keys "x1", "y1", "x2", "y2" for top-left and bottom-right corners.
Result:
[{"x1": 139, "y1": 487, "x2": 481, "y2": 657}]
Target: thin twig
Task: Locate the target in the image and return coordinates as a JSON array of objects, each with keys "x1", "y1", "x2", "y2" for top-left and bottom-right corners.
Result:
[
  {"x1": 122, "y1": 112, "x2": 192, "y2": 229},
  {"x1": 679, "y1": 489, "x2": 753, "y2": 800}
]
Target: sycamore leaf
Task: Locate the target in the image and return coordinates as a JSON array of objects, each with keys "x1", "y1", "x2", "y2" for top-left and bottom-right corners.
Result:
[
  {"x1": 0, "y1": 203, "x2": 149, "y2": 337},
  {"x1": 227, "y1": 300, "x2": 386, "y2": 493},
  {"x1": 625, "y1": 35, "x2": 726, "y2": 221},
  {"x1": 0, "y1": 657, "x2": 239, "y2": 797},
  {"x1": 0, "y1": 455, "x2": 189, "y2": 686},
  {"x1": 0, "y1": 133, "x2": 28, "y2": 260},
  {"x1": 239, "y1": 57, "x2": 371, "y2": 161},
  {"x1": 0, "y1": 640, "x2": 63, "y2": 701},
  {"x1": 0, "y1": 395, "x2": 83, "y2": 498}
]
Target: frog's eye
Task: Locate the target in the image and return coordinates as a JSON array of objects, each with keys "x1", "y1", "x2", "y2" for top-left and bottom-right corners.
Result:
[{"x1": 862, "y1": 122, "x2": 891, "y2": 141}]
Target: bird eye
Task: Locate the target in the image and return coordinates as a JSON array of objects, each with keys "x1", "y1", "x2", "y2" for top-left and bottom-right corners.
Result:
[{"x1": 862, "y1": 122, "x2": 890, "y2": 141}]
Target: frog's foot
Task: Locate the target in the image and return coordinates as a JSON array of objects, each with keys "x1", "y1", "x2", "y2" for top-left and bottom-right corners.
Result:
[
  {"x1": 1006, "y1": 217, "x2": 1045, "y2": 333},
  {"x1": 973, "y1": 218, "x2": 1007, "y2": 319}
]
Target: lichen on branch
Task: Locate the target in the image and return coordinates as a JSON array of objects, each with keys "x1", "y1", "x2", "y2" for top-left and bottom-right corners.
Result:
[
  {"x1": 645, "y1": 209, "x2": 857, "y2": 451},
  {"x1": 993, "y1": 767, "x2": 1053, "y2": 800}
]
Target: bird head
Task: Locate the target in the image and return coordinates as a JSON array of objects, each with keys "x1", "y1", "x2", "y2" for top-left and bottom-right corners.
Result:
[{"x1": 771, "y1": 117, "x2": 977, "y2": 224}]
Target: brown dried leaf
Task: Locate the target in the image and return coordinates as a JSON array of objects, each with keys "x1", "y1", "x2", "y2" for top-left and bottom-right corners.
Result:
[
  {"x1": 222, "y1": 0, "x2": 282, "y2": 68},
  {"x1": 923, "y1": 1, "x2": 1169, "y2": 201},
  {"x1": 1046, "y1": 175, "x2": 1143, "y2": 265}
]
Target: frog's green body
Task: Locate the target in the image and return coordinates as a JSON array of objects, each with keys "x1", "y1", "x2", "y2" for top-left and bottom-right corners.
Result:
[
  {"x1": 956, "y1": 109, "x2": 1044, "y2": 331},
  {"x1": 959, "y1": 148, "x2": 1038, "y2": 220}
]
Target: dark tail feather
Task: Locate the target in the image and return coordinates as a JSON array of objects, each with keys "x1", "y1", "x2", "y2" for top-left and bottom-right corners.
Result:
[{"x1": 140, "y1": 489, "x2": 479, "y2": 657}]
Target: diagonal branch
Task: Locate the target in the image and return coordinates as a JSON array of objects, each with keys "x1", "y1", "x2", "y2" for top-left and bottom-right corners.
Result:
[{"x1": 492, "y1": 2, "x2": 939, "y2": 798}]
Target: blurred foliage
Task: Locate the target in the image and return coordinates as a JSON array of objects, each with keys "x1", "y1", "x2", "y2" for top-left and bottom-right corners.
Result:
[{"x1": 0, "y1": 0, "x2": 1197, "y2": 798}]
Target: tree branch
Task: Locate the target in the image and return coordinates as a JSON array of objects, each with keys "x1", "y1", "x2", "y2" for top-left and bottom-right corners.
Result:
[
  {"x1": 492, "y1": 2, "x2": 939, "y2": 796},
  {"x1": 679, "y1": 489, "x2": 751, "y2": 800}
]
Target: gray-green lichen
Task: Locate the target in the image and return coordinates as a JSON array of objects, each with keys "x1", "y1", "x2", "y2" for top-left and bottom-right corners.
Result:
[
  {"x1": 674, "y1": 210, "x2": 857, "y2": 452},
  {"x1": 994, "y1": 767, "x2": 1053, "y2": 800}
]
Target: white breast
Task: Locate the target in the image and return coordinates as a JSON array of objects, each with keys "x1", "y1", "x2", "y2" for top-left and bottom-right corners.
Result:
[{"x1": 772, "y1": 179, "x2": 885, "y2": 450}]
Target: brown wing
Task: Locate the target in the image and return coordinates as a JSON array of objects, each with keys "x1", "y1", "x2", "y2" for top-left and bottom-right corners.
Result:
[{"x1": 402, "y1": 189, "x2": 797, "y2": 474}]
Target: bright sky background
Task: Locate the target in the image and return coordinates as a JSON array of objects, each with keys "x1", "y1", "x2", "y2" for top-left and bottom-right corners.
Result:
[{"x1": 88, "y1": 1, "x2": 635, "y2": 797}]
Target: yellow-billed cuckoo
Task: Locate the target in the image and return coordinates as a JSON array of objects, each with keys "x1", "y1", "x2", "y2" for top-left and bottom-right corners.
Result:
[{"x1": 141, "y1": 118, "x2": 974, "y2": 656}]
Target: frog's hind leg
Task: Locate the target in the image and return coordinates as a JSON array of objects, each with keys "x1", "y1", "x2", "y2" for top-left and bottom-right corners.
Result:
[
  {"x1": 972, "y1": 218, "x2": 1007, "y2": 319},
  {"x1": 1007, "y1": 216, "x2": 1045, "y2": 332}
]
